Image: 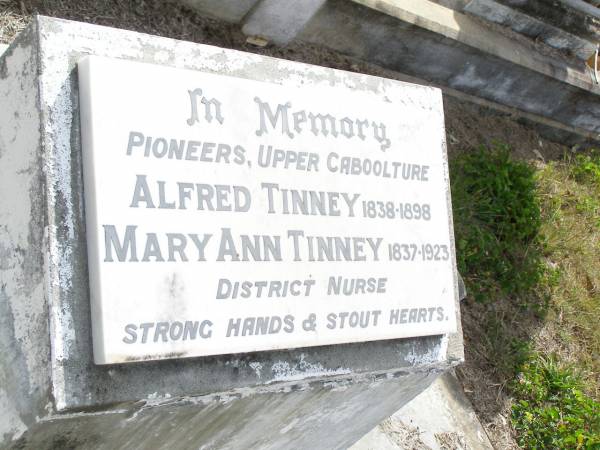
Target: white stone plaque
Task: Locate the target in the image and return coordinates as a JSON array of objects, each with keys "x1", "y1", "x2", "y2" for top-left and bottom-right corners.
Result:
[{"x1": 78, "y1": 55, "x2": 458, "y2": 364}]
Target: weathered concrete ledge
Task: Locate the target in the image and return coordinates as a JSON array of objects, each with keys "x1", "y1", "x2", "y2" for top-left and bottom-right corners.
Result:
[
  {"x1": 0, "y1": 16, "x2": 463, "y2": 449},
  {"x1": 496, "y1": 0, "x2": 600, "y2": 42},
  {"x1": 453, "y1": 0, "x2": 596, "y2": 60},
  {"x1": 181, "y1": 0, "x2": 600, "y2": 145},
  {"x1": 304, "y1": 0, "x2": 599, "y2": 138}
]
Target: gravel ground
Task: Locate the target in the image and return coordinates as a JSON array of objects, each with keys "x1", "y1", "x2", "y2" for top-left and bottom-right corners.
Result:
[{"x1": 0, "y1": 1, "x2": 575, "y2": 448}]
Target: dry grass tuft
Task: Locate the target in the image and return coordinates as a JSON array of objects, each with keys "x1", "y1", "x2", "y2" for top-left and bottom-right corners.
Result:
[
  {"x1": 379, "y1": 418, "x2": 431, "y2": 450},
  {"x1": 0, "y1": 7, "x2": 27, "y2": 43},
  {"x1": 537, "y1": 155, "x2": 600, "y2": 398}
]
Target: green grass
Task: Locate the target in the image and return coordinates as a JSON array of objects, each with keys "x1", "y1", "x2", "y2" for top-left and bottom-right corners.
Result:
[
  {"x1": 450, "y1": 145, "x2": 600, "y2": 448},
  {"x1": 511, "y1": 355, "x2": 600, "y2": 449},
  {"x1": 451, "y1": 144, "x2": 546, "y2": 305},
  {"x1": 571, "y1": 152, "x2": 600, "y2": 186}
]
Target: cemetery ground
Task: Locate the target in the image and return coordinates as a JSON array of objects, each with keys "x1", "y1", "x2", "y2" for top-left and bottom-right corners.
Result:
[
  {"x1": 451, "y1": 146, "x2": 600, "y2": 448},
  {"x1": 1, "y1": 1, "x2": 599, "y2": 448}
]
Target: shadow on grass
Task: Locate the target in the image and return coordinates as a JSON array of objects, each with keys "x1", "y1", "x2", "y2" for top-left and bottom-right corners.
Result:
[{"x1": 450, "y1": 145, "x2": 550, "y2": 421}]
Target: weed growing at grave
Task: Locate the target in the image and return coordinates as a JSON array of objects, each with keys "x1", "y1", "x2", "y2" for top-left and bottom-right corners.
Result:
[
  {"x1": 571, "y1": 151, "x2": 600, "y2": 187},
  {"x1": 450, "y1": 144, "x2": 546, "y2": 304},
  {"x1": 511, "y1": 354, "x2": 600, "y2": 449}
]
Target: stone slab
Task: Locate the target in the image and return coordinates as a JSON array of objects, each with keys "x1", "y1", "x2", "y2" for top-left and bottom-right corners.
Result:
[{"x1": 78, "y1": 54, "x2": 457, "y2": 364}]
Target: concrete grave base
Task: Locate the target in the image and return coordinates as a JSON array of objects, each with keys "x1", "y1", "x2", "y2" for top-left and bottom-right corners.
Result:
[
  {"x1": 0, "y1": 16, "x2": 463, "y2": 449},
  {"x1": 351, "y1": 370, "x2": 493, "y2": 450}
]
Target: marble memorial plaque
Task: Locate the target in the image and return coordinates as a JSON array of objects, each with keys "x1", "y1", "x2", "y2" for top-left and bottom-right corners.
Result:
[{"x1": 78, "y1": 55, "x2": 458, "y2": 364}]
